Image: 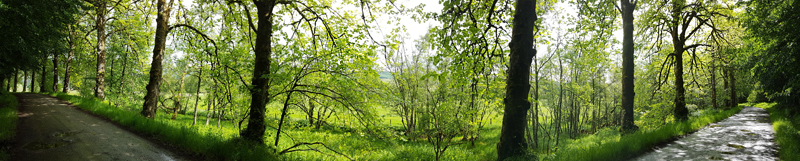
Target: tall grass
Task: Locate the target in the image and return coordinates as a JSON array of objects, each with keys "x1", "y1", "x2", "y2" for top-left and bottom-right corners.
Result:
[
  {"x1": 0, "y1": 91, "x2": 18, "y2": 160},
  {"x1": 48, "y1": 92, "x2": 278, "y2": 160},
  {"x1": 544, "y1": 106, "x2": 742, "y2": 161},
  {"x1": 752, "y1": 102, "x2": 800, "y2": 161}
]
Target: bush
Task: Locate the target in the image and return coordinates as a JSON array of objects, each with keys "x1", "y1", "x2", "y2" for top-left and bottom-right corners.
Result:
[{"x1": 0, "y1": 90, "x2": 19, "y2": 160}]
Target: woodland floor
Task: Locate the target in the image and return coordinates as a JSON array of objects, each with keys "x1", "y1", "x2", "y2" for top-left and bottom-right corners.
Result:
[
  {"x1": 633, "y1": 106, "x2": 779, "y2": 161},
  {"x1": 10, "y1": 93, "x2": 189, "y2": 161}
]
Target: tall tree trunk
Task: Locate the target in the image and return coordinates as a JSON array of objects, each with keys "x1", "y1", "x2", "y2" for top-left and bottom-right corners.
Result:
[
  {"x1": 52, "y1": 53, "x2": 58, "y2": 92},
  {"x1": 673, "y1": 47, "x2": 688, "y2": 121},
  {"x1": 22, "y1": 70, "x2": 27, "y2": 92},
  {"x1": 64, "y1": 27, "x2": 75, "y2": 93},
  {"x1": 240, "y1": 0, "x2": 276, "y2": 144},
  {"x1": 711, "y1": 59, "x2": 717, "y2": 109},
  {"x1": 671, "y1": 0, "x2": 688, "y2": 121},
  {"x1": 95, "y1": 0, "x2": 107, "y2": 100},
  {"x1": 141, "y1": 0, "x2": 173, "y2": 119},
  {"x1": 40, "y1": 58, "x2": 46, "y2": 92},
  {"x1": 192, "y1": 64, "x2": 202, "y2": 125},
  {"x1": 13, "y1": 69, "x2": 18, "y2": 92},
  {"x1": 620, "y1": 0, "x2": 639, "y2": 131},
  {"x1": 206, "y1": 80, "x2": 215, "y2": 125},
  {"x1": 31, "y1": 68, "x2": 36, "y2": 92},
  {"x1": 722, "y1": 67, "x2": 729, "y2": 106},
  {"x1": 729, "y1": 67, "x2": 736, "y2": 107},
  {"x1": 497, "y1": 0, "x2": 536, "y2": 160}
]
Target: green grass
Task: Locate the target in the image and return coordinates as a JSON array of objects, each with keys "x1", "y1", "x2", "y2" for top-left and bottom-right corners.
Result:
[
  {"x1": 47, "y1": 92, "x2": 278, "y2": 161},
  {"x1": 49, "y1": 91, "x2": 758, "y2": 161},
  {"x1": 751, "y1": 102, "x2": 800, "y2": 161},
  {"x1": 543, "y1": 105, "x2": 743, "y2": 161},
  {"x1": 0, "y1": 91, "x2": 19, "y2": 160}
]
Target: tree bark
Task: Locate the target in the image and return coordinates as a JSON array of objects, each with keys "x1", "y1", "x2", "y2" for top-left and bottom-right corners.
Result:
[
  {"x1": 671, "y1": 0, "x2": 688, "y2": 121},
  {"x1": 141, "y1": 0, "x2": 172, "y2": 119},
  {"x1": 711, "y1": 58, "x2": 717, "y2": 109},
  {"x1": 729, "y1": 67, "x2": 736, "y2": 106},
  {"x1": 13, "y1": 69, "x2": 18, "y2": 92},
  {"x1": 64, "y1": 26, "x2": 75, "y2": 93},
  {"x1": 40, "y1": 58, "x2": 46, "y2": 92},
  {"x1": 31, "y1": 68, "x2": 36, "y2": 92},
  {"x1": 22, "y1": 70, "x2": 27, "y2": 92},
  {"x1": 240, "y1": 0, "x2": 276, "y2": 144},
  {"x1": 497, "y1": 0, "x2": 536, "y2": 160},
  {"x1": 52, "y1": 52, "x2": 58, "y2": 92},
  {"x1": 620, "y1": 0, "x2": 639, "y2": 131},
  {"x1": 193, "y1": 64, "x2": 202, "y2": 125},
  {"x1": 95, "y1": 0, "x2": 107, "y2": 100}
]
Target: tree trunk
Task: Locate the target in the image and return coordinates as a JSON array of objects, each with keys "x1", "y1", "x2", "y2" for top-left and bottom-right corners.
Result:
[
  {"x1": 141, "y1": 0, "x2": 172, "y2": 119},
  {"x1": 193, "y1": 65, "x2": 202, "y2": 125},
  {"x1": 729, "y1": 67, "x2": 736, "y2": 107},
  {"x1": 64, "y1": 27, "x2": 75, "y2": 93},
  {"x1": 22, "y1": 70, "x2": 27, "y2": 92},
  {"x1": 671, "y1": 0, "x2": 688, "y2": 121},
  {"x1": 497, "y1": 0, "x2": 536, "y2": 160},
  {"x1": 13, "y1": 69, "x2": 18, "y2": 92},
  {"x1": 240, "y1": 0, "x2": 276, "y2": 144},
  {"x1": 711, "y1": 58, "x2": 717, "y2": 109},
  {"x1": 620, "y1": 0, "x2": 639, "y2": 131},
  {"x1": 52, "y1": 53, "x2": 58, "y2": 92},
  {"x1": 31, "y1": 68, "x2": 36, "y2": 92},
  {"x1": 95, "y1": 1, "x2": 107, "y2": 100},
  {"x1": 308, "y1": 99, "x2": 315, "y2": 126},
  {"x1": 206, "y1": 81, "x2": 215, "y2": 125},
  {"x1": 40, "y1": 58, "x2": 46, "y2": 92}
]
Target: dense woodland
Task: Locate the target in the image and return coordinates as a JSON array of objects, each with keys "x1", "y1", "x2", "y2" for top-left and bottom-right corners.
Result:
[{"x1": 0, "y1": 0, "x2": 798, "y2": 160}]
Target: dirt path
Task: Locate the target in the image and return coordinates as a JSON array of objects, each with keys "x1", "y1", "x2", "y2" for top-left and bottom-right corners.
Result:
[
  {"x1": 11, "y1": 93, "x2": 188, "y2": 161},
  {"x1": 634, "y1": 106, "x2": 778, "y2": 161}
]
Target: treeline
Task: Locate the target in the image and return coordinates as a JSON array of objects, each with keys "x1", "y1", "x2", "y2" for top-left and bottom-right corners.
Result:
[{"x1": 0, "y1": 0, "x2": 797, "y2": 160}]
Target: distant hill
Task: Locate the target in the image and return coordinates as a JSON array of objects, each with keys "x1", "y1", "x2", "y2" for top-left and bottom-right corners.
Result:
[{"x1": 378, "y1": 71, "x2": 393, "y2": 80}]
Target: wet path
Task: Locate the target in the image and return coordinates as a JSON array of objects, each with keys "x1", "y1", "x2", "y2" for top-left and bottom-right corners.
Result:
[
  {"x1": 634, "y1": 106, "x2": 778, "y2": 161},
  {"x1": 11, "y1": 94, "x2": 187, "y2": 161}
]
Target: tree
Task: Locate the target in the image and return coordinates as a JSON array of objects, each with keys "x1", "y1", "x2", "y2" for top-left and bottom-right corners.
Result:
[
  {"x1": 141, "y1": 0, "x2": 174, "y2": 118},
  {"x1": 619, "y1": 0, "x2": 639, "y2": 131},
  {"x1": 94, "y1": 0, "x2": 108, "y2": 99},
  {"x1": 645, "y1": 0, "x2": 724, "y2": 121},
  {"x1": 743, "y1": 0, "x2": 800, "y2": 107},
  {"x1": 237, "y1": 0, "x2": 277, "y2": 144},
  {"x1": 497, "y1": 0, "x2": 537, "y2": 160}
]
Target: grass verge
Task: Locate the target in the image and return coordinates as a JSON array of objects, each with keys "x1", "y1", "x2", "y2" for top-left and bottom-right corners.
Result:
[
  {"x1": 0, "y1": 91, "x2": 18, "y2": 160},
  {"x1": 751, "y1": 102, "x2": 800, "y2": 161},
  {"x1": 47, "y1": 92, "x2": 278, "y2": 161},
  {"x1": 544, "y1": 105, "x2": 743, "y2": 161}
]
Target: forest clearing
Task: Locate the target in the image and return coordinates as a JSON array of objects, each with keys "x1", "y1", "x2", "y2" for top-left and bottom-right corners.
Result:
[{"x1": 1, "y1": 0, "x2": 799, "y2": 160}]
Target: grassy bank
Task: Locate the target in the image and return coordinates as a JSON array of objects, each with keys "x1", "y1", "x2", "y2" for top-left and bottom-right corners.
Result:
[
  {"x1": 0, "y1": 91, "x2": 18, "y2": 160},
  {"x1": 47, "y1": 92, "x2": 278, "y2": 160},
  {"x1": 751, "y1": 102, "x2": 800, "y2": 161},
  {"x1": 544, "y1": 105, "x2": 743, "y2": 161}
]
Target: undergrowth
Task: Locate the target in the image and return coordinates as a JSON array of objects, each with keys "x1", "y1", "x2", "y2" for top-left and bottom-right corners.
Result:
[
  {"x1": 48, "y1": 92, "x2": 279, "y2": 161},
  {"x1": 752, "y1": 102, "x2": 800, "y2": 161},
  {"x1": 543, "y1": 105, "x2": 743, "y2": 161},
  {"x1": 0, "y1": 90, "x2": 18, "y2": 160}
]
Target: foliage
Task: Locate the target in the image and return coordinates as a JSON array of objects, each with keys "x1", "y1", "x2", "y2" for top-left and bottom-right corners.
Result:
[
  {"x1": 0, "y1": 90, "x2": 18, "y2": 160},
  {"x1": 0, "y1": 0, "x2": 84, "y2": 77},
  {"x1": 742, "y1": 0, "x2": 800, "y2": 107}
]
